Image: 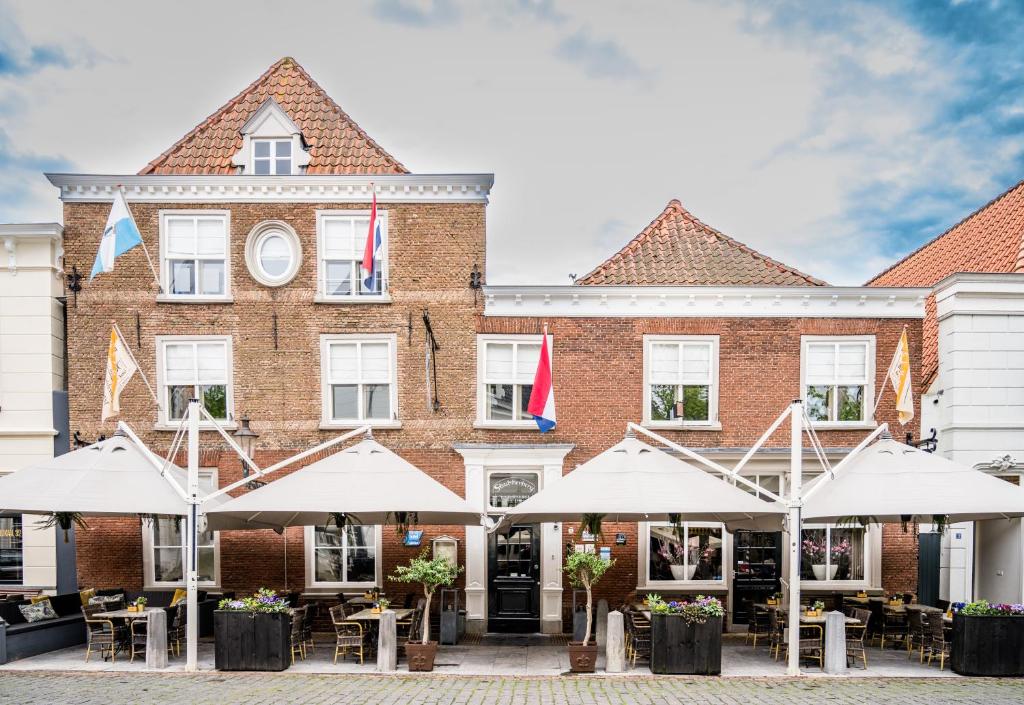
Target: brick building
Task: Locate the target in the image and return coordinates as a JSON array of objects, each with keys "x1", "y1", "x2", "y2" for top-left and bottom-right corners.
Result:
[{"x1": 50, "y1": 57, "x2": 926, "y2": 635}]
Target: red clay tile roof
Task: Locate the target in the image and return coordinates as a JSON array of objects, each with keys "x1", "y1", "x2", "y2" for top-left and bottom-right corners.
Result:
[
  {"x1": 867, "y1": 179, "x2": 1024, "y2": 387},
  {"x1": 576, "y1": 199, "x2": 827, "y2": 286},
  {"x1": 139, "y1": 57, "x2": 407, "y2": 175}
]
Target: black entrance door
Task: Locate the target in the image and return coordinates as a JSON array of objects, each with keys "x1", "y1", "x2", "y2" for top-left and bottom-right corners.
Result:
[
  {"x1": 732, "y1": 530, "x2": 782, "y2": 624},
  {"x1": 488, "y1": 524, "x2": 540, "y2": 633}
]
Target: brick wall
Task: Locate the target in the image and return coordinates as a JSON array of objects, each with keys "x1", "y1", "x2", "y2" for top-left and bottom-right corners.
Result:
[{"x1": 62, "y1": 197, "x2": 923, "y2": 613}]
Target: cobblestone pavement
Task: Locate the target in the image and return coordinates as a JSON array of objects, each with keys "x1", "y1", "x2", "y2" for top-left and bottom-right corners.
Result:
[{"x1": 2, "y1": 672, "x2": 1024, "y2": 705}]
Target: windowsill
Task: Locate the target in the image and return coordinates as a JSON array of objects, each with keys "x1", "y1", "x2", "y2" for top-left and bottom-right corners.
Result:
[
  {"x1": 303, "y1": 584, "x2": 378, "y2": 593},
  {"x1": 319, "y1": 420, "x2": 402, "y2": 431},
  {"x1": 144, "y1": 585, "x2": 221, "y2": 592},
  {"x1": 473, "y1": 421, "x2": 538, "y2": 430},
  {"x1": 313, "y1": 294, "x2": 392, "y2": 305},
  {"x1": 799, "y1": 581, "x2": 872, "y2": 591},
  {"x1": 636, "y1": 582, "x2": 728, "y2": 592},
  {"x1": 154, "y1": 422, "x2": 238, "y2": 432},
  {"x1": 641, "y1": 421, "x2": 723, "y2": 431},
  {"x1": 156, "y1": 294, "x2": 234, "y2": 304},
  {"x1": 807, "y1": 421, "x2": 878, "y2": 431}
]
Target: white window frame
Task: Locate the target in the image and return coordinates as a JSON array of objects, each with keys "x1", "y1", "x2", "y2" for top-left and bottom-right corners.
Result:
[
  {"x1": 251, "y1": 138, "x2": 293, "y2": 175},
  {"x1": 319, "y1": 333, "x2": 399, "y2": 429},
  {"x1": 315, "y1": 210, "x2": 390, "y2": 303},
  {"x1": 485, "y1": 469, "x2": 542, "y2": 513},
  {"x1": 475, "y1": 334, "x2": 544, "y2": 429},
  {"x1": 639, "y1": 521, "x2": 728, "y2": 590},
  {"x1": 800, "y1": 335, "x2": 876, "y2": 428},
  {"x1": 157, "y1": 210, "x2": 231, "y2": 302},
  {"x1": 155, "y1": 335, "x2": 235, "y2": 430},
  {"x1": 141, "y1": 469, "x2": 220, "y2": 589},
  {"x1": 642, "y1": 335, "x2": 720, "y2": 428},
  {"x1": 800, "y1": 523, "x2": 872, "y2": 588},
  {"x1": 304, "y1": 524, "x2": 383, "y2": 590}
]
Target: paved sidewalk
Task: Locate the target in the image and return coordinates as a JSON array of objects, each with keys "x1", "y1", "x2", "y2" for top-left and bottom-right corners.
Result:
[{"x1": 1, "y1": 672, "x2": 1023, "y2": 705}]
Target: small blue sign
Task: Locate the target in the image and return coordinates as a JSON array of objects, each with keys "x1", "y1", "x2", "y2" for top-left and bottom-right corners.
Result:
[{"x1": 404, "y1": 529, "x2": 424, "y2": 547}]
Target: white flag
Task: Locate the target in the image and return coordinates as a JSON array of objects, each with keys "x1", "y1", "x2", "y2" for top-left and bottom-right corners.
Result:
[
  {"x1": 887, "y1": 329, "x2": 914, "y2": 425},
  {"x1": 102, "y1": 327, "x2": 138, "y2": 421}
]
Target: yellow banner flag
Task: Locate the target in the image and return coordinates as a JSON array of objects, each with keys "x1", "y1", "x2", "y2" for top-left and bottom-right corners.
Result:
[
  {"x1": 887, "y1": 329, "x2": 914, "y2": 425},
  {"x1": 102, "y1": 326, "x2": 138, "y2": 421}
]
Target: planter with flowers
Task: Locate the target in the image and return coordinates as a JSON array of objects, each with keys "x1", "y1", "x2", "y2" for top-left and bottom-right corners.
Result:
[
  {"x1": 950, "y1": 600, "x2": 1024, "y2": 676},
  {"x1": 647, "y1": 594, "x2": 724, "y2": 675},
  {"x1": 214, "y1": 588, "x2": 292, "y2": 671}
]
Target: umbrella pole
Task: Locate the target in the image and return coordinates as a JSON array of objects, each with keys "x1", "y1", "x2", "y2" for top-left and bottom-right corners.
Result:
[
  {"x1": 186, "y1": 399, "x2": 200, "y2": 672},
  {"x1": 787, "y1": 400, "x2": 803, "y2": 676}
]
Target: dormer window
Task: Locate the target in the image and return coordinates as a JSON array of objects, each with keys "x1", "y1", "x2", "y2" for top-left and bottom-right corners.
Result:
[{"x1": 253, "y1": 139, "x2": 292, "y2": 175}]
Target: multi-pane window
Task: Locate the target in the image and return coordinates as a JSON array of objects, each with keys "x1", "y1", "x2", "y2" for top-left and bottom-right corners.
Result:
[
  {"x1": 161, "y1": 213, "x2": 229, "y2": 297},
  {"x1": 318, "y1": 213, "x2": 387, "y2": 297},
  {"x1": 801, "y1": 525, "x2": 866, "y2": 581},
  {"x1": 322, "y1": 336, "x2": 396, "y2": 423},
  {"x1": 645, "y1": 337, "x2": 717, "y2": 424},
  {"x1": 648, "y1": 523, "x2": 724, "y2": 582},
  {"x1": 159, "y1": 338, "x2": 231, "y2": 422},
  {"x1": 479, "y1": 338, "x2": 541, "y2": 423},
  {"x1": 803, "y1": 338, "x2": 873, "y2": 423},
  {"x1": 0, "y1": 514, "x2": 23, "y2": 584},
  {"x1": 313, "y1": 525, "x2": 376, "y2": 584},
  {"x1": 253, "y1": 138, "x2": 292, "y2": 175},
  {"x1": 145, "y1": 472, "x2": 217, "y2": 586}
]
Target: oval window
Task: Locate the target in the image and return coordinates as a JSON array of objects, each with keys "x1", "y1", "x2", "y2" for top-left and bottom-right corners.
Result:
[
  {"x1": 258, "y1": 232, "x2": 291, "y2": 278},
  {"x1": 244, "y1": 222, "x2": 301, "y2": 287}
]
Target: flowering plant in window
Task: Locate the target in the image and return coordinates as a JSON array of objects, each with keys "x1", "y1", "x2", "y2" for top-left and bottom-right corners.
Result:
[
  {"x1": 658, "y1": 539, "x2": 686, "y2": 566},
  {"x1": 953, "y1": 600, "x2": 1024, "y2": 617},
  {"x1": 801, "y1": 536, "x2": 826, "y2": 562},
  {"x1": 830, "y1": 538, "x2": 852, "y2": 560},
  {"x1": 218, "y1": 588, "x2": 291, "y2": 613},
  {"x1": 646, "y1": 593, "x2": 724, "y2": 625}
]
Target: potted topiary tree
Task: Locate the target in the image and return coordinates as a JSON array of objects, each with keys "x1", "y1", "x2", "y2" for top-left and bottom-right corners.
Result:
[
  {"x1": 564, "y1": 549, "x2": 614, "y2": 673},
  {"x1": 390, "y1": 552, "x2": 462, "y2": 672}
]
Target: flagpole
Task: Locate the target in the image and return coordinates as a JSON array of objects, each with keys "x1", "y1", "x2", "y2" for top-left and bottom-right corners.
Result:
[
  {"x1": 117, "y1": 186, "x2": 163, "y2": 293},
  {"x1": 112, "y1": 321, "x2": 162, "y2": 411}
]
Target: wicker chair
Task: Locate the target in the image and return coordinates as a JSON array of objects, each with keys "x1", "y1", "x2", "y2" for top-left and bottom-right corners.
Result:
[
  {"x1": 905, "y1": 607, "x2": 927, "y2": 661},
  {"x1": 329, "y1": 604, "x2": 364, "y2": 664},
  {"x1": 880, "y1": 607, "x2": 907, "y2": 650},
  {"x1": 301, "y1": 602, "x2": 317, "y2": 655},
  {"x1": 129, "y1": 618, "x2": 149, "y2": 663},
  {"x1": 290, "y1": 605, "x2": 307, "y2": 663},
  {"x1": 846, "y1": 608, "x2": 870, "y2": 669},
  {"x1": 82, "y1": 605, "x2": 125, "y2": 663},
  {"x1": 745, "y1": 602, "x2": 771, "y2": 648},
  {"x1": 625, "y1": 610, "x2": 651, "y2": 667},
  {"x1": 768, "y1": 608, "x2": 784, "y2": 660},
  {"x1": 925, "y1": 612, "x2": 951, "y2": 671},
  {"x1": 397, "y1": 604, "x2": 423, "y2": 661},
  {"x1": 167, "y1": 604, "x2": 185, "y2": 657}
]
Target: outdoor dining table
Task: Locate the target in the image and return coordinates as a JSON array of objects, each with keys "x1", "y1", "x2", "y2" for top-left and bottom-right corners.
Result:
[
  {"x1": 95, "y1": 607, "x2": 168, "y2": 668},
  {"x1": 346, "y1": 608, "x2": 415, "y2": 656}
]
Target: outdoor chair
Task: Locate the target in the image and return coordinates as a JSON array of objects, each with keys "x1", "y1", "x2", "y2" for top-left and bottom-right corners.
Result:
[
  {"x1": 301, "y1": 602, "x2": 317, "y2": 655},
  {"x1": 329, "y1": 605, "x2": 364, "y2": 664},
  {"x1": 936, "y1": 599, "x2": 950, "y2": 613},
  {"x1": 625, "y1": 610, "x2": 651, "y2": 667},
  {"x1": 768, "y1": 609, "x2": 784, "y2": 660},
  {"x1": 925, "y1": 612, "x2": 950, "y2": 671},
  {"x1": 290, "y1": 606, "x2": 307, "y2": 663},
  {"x1": 879, "y1": 608, "x2": 907, "y2": 650},
  {"x1": 778, "y1": 623, "x2": 824, "y2": 670},
  {"x1": 129, "y1": 617, "x2": 148, "y2": 663},
  {"x1": 745, "y1": 602, "x2": 771, "y2": 648},
  {"x1": 167, "y1": 604, "x2": 185, "y2": 658},
  {"x1": 905, "y1": 607, "x2": 927, "y2": 661},
  {"x1": 396, "y1": 605, "x2": 422, "y2": 661},
  {"x1": 846, "y1": 608, "x2": 870, "y2": 669},
  {"x1": 82, "y1": 604, "x2": 125, "y2": 663}
]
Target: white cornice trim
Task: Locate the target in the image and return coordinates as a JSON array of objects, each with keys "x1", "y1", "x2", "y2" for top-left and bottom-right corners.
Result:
[
  {"x1": 0, "y1": 223, "x2": 63, "y2": 240},
  {"x1": 483, "y1": 285, "x2": 928, "y2": 319},
  {"x1": 45, "y1": 173, "x2": 494, "y2": 204}
]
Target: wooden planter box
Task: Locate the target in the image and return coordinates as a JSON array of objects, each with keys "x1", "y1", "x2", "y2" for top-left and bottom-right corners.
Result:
[
  {"x1": 214, "y1": 611, "x2": 291, "y2": 671},
  {"x1": 951, "y1": 614, "x2": 1024, "y2": 677},
  {"x1": 650, "y1": 614, "x2": 722, "y2": 675}
]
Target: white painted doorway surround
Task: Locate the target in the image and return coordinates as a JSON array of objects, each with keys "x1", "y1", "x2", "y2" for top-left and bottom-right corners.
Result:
[{"x1": 453, "y1": 444, "x2": 574, "y2": 634}]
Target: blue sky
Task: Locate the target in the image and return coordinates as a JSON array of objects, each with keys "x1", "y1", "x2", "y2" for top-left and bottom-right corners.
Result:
[{"x1": 1, "y1": 0, "x2": 1021, "y2": 285}]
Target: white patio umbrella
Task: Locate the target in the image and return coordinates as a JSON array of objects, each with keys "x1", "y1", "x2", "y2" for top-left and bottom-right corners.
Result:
[
  {"x1": 205, "y1": 437, "x2": 485, "y2": 530},
  {"x1": 802, "y1": 435, "x2": 1024, "y2": 523},
  {"x1": 499, "y1": 435, "x2": 786, "y2": 526}
]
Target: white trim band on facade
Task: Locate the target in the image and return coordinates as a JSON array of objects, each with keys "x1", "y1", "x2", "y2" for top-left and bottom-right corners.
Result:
[
  {"x1": 45, "y1": 174, "x2": 495, "y2": 204},
  {"x1": 483, "y1": 285, "x2": 928, "y2": 319}
]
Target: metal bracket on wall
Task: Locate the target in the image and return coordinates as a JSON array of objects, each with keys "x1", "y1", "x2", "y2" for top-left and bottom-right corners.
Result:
[{"x1": 423, "y1": 308, "x2": 441, "y2": 413}]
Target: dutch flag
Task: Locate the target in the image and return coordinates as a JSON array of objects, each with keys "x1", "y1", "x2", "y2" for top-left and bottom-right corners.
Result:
[
  {"x1": 361, "y1": 190, "x2": 383, "y2": 293},
  {"x1": 527, "y1": 329, "x2": 556, "y2": 432}
]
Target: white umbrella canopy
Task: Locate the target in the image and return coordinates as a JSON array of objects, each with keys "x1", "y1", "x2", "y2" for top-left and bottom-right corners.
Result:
[
  {"x1": 802, "y1": 437, "x2": 1024, "y2": 523},
  {"x1": 205, "y1": 438, "x2": 485, "y2": 531},
  {"x1": 499, "y1": 436, "x2": 786, "y2": 526},
  {"x1": 0, "y1": 433, "x2": 194, "y2": 517}
]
